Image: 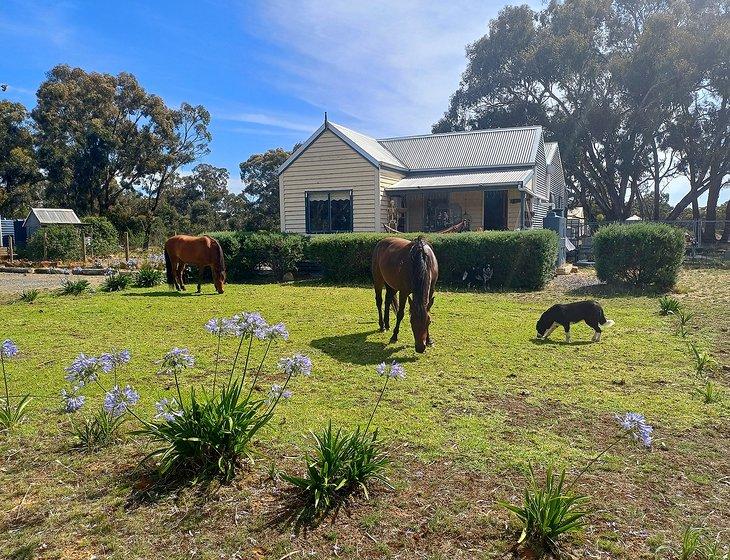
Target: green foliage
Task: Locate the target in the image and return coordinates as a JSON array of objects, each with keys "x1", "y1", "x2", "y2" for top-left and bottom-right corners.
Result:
[
  {"x1": 659, "y1": 295, "x2": 681, "y2": 316},
  {"x1": 82, "y1": 216, "x2": 119, "y2": 257},
  {"x1": 101, "y1": 271, "x2": 132, "y2": 292},
  {"x1": 0, "y1": 394, "x2": 31, "y2": 431},
  {"x1": 18, "y1": 289, "x2": 40, "y2": 303},
  {"x1": 139, "y1": 384, "x2": 271, "y2": 482},
  {"x1": 500, "y1": 465, "x2": 589, "y2": 553},
  {"x1": 207, "y1": 231, "x2": 306, "y2": 281},
  {"x1": 696, "y1": 380, "x2": 722, "y2": 405},
  {"x1": 58, "y1": 278, "x2": 91, "y2": 296},
  {"x1": 688, "y1": 342, "x2": 714, "y2": 378},
  {"x1": 593, "y1": 223, "x2": 685, "y2": 289},
  {"x1": 70, "y1": 408, "x2": 125, "y2": 451},
  {"x1": 281, "y1": 422, "x2": 390, "y2": 519},
  {"x1": 134, "y1": 265, "x2": 163, "y2": 287},
  {"x1": 670, "y1": 526, "x2": 727, "y2": 560},
  {"x1": 306, "y1": 230, "x2": 558, "y2": 290},
  {"x1": 675, "y1": 309, "x2": 695, "y2": 338},
  {"x1": 239, "y1": 147, "x2": 293, "y2": 231},
  {"x1": 26, "y1": 225, "x2": 82, "y2": 261}
]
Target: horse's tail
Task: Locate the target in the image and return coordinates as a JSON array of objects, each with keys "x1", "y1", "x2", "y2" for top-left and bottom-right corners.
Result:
[
  {"x1": 212, "y1": 237, "x2": 225, "y2": 273},
  {"x1": 164, "y1": 248, "x2": 174, "y2": 287},
  {"x1": 409, "y1": 236, "x2": 430, "y2": 314}
]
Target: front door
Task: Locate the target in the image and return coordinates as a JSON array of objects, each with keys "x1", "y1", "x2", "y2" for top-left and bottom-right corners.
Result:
[{"x1": 483, "y1": 190, "x2": 507, "y2": 230}]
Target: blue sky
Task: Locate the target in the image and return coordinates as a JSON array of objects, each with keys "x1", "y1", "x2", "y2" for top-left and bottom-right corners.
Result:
[{"x1": 0, "y1": 0, "x2": 724, "y2": 206}]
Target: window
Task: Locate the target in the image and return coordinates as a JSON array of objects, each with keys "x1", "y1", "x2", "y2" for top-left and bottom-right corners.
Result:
[{"x1": 306, "y1": 191, "x2": 353, "y2": 233}]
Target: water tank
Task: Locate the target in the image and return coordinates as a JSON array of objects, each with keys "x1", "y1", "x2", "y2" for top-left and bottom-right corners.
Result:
[{"x1": 543, "y1": 210, "x2": 566, "y2": 266}]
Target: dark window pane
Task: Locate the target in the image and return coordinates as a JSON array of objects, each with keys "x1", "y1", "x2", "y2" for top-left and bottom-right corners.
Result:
[
  {"x1": 308, "y1": 193, "x2": 329, "y2": 233},
  {"x1": 330, "y1": 192, "x2": 351, "y2": 231}
]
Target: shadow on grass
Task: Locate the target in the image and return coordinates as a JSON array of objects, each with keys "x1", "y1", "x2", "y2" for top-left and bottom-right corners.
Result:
[
  {"x1": 266, "y1": 484, "x2": 362, "y2": 535},
  {"x1": 530, "y1": 337, "x2": 595, "y2": 346},
  {"x1": 120, "y1": 290, "x2": 219, "y2": 298},
  {"x1": 124, "y1": 462, "x2": 221, "y2": 509},
  {"x1": 565, "y1": 282, "x2": 667, "y2": 299},
  {"x1": 311, "y1": 328, "x2": 418, "y2": 365}
]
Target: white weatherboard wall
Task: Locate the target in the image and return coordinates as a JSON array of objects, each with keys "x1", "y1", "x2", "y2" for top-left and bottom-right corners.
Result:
[
  {"x1": 378, "y1": 168, "x2": 407, "y2": 231},
  {"x1": 279, "y1": 129, "x2": 378, "y2": 233}
]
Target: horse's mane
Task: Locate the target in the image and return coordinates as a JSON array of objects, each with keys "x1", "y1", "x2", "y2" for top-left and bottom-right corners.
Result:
[{"x1": 409, "y1": 237, "x2": 431, "y2": 317}]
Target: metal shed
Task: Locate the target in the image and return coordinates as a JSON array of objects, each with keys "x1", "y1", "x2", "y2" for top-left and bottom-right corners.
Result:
[{"x1": 23, "y1": 208, "x2": 82, "y2": 239}]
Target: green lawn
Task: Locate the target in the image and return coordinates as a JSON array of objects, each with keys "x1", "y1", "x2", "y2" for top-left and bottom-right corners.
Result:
[{"x1": 1, "y1": 270, "x2": 728, "y2": 559}]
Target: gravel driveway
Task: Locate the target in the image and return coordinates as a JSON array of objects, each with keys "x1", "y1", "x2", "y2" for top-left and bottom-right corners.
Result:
[{"x1": 0, "y1": 272, "x2": 105, "y2": 295}]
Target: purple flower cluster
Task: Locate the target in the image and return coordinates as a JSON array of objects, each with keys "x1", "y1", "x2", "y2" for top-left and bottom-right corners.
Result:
[
  {"x1": 65, "y1": 353, "x2": 102, "y2": 387},
  {"x1": 1, "y1": 339, "x2": 19, "y2": 358},
  {"x1": 103, "y1": 385, "x2": 140, "y2": 417},
  {"x1": 205, "y1": 313, "x2": 289, "y2": 341},
  {"x1": 61, "y1": 389, "x2": 85, "y2": 413},
  {"x1": 376, "y1": 361, "x2": 406, "y2": 380},
  {"x1": 154, "y1": 397, "x2": 183, "y2": 422},
  {"x1": 615, "y1": 412, "x2": 653, "y2": 448},
  {"x1": 160, "y1": 347, "x2": 195, "y2": 372},
  {"x1": 99, "y1": 349, "x2": 131, "y2": 373},
  {"x1": 269, "y1": 384, "x2": 293, "y2": 401},
  {"x1": 278, "y1": 354, "x2": 313, "y2": 377}
]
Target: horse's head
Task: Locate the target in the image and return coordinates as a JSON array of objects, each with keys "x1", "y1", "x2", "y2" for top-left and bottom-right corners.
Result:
[
  {"x1": 409, "y1": 296, "x2": 432, "y2": 353},
  {"x1": 214, "y1": 269, "x2": 226, "y2": 294}
]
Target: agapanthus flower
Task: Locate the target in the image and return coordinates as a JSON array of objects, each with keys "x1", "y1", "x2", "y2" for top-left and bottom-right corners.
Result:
[
  {"x1": 278, "y1": 354, "x2": 312, "y2": 377},
  {"x1": 99, "y1": 349, "x2": 131, "y2": 372},
  {"x1": 160, "y1": 347, "x2": 194, "y2": 372},
  {"x1": 269, "y1": 384, "x2": 293, "y2": 401},
  {"x1": 204, "y1": 317, "x2": 226, "y2": 335},
  {"x1": 615, "y1": 412, "x2": 653, "y2": 448},
  {"x1": 229, "y1": 312, "x2": 268, "y2": 338},
  {"x1": 65, "y1": 353, "x2": 101, "y2": 387},
  {"x1": 61, "y1": 389, "x2": 85, "y2": 413},
  {"x1": 258, "y1": 322, "x2": 289, "y2": 341},
  {"x1": 1, "y1": 339, "x2": 19, "y2": 358},
  {"x1": 103, "y1": 385, "x2": 140, "y2": 417},
  {"x1": 376, "y1": 361, "x2": 406, "y2": 380},
  {"x1": 154, "y1": 398, "x2": 183, "y2": 422}
]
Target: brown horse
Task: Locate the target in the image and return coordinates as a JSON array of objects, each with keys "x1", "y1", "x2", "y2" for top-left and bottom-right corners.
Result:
[
  {"x1": 372, "y1": 236, "x2": 438, "y2": 353},
  {"x1": 164, "y1": 235, "x2": 226, "y2": 294}
]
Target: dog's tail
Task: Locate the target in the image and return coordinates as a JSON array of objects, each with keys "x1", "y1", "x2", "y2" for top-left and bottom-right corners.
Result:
[{"x1": 598, "y1": 306, "x2": 615, "y2": 327}]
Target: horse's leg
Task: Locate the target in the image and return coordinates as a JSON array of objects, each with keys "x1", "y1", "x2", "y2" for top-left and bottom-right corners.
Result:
[
  {"x1": 390, "y1": 291, "x2": 407, "y2": 344},
  {"x1": 170, "y1": 257, "x2": 181, "y2": 290},
  {"x1": 177, "y1": 263, "x2": 186, "y2": 291},
  {"x1": 384, "y1": 285, "x2": 396, "y2": 331},
  {"x1": 197, "y1": 266, "x2": 203, "y2": 293},
  {"x1": 374, "y1": 283, "x2": 384, "y2": 332}
]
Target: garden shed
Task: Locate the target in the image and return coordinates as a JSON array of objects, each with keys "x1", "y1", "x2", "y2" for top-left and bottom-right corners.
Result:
[
  {"x1": 278, "y1": 116, "x2": 566, "y2": 234},
  {"x1": 23, "y1": 208, "x2": 82, "y2": 239}
]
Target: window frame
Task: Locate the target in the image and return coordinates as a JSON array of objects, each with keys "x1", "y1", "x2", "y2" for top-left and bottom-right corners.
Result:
[{"x1": 305, "y1": 190, "x2": 354, "y2": 234}]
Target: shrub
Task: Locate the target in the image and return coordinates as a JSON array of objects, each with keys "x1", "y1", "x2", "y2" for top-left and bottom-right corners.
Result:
[
  {"x1": 82, "y1": 216, "x2": 119, "y2": 257},
  {"x1": 135, "y1": 264, "x2": 163, "y2": 287},
  {"x1": 18, "y1": 289, "x2": 40, "y2": 303},
  {"x1": 659, "y1": 295, "x2": 681, "y2": 315},
  {"x1": 206, "y1": 231, "x2": 242, "y2": 278},
  {"x1": 101, "y1": 271, "x2": 132, "y2": 292},
  {"x1": 283, "y1": 361, "x2": 399, "y2": 519},
  {"x1": 594, "y1": 223, "x2": 685, "y2": 289},
  {"x1": 25, "y1": 225, "x2": 82, "y2": 261},
  {"x1": 136, "y1": 314, "x2": 306, "y2": 482},
  {"x1": 306, "y1": 230, "x2": 558, "y2": 290},
  {"x1": 58, "y1": 278, "x2": 91, "y2": 296}
]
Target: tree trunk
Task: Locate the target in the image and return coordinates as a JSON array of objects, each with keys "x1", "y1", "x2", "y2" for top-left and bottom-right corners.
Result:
[{"x1": 702, "y1": 166, "x2": 721, "y2": 244}]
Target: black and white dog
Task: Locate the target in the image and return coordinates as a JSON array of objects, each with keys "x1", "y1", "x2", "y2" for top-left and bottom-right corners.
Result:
[{"x1": 536, "y1": 300, "x2": 614, "y2": 343}]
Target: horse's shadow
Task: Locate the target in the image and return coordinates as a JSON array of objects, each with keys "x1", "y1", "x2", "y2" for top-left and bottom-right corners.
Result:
[
  {"x1": 530, "y1": 337, "x2": 595, "y2": 346},
  {"x1": 121, "y1": 291, "x2": 218, "y2": 298},
  {"x1": 311, "y1": 326, "x2": 418, "y2": 365}
]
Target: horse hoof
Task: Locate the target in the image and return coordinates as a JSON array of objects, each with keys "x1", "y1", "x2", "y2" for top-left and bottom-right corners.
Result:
[
  {"x1": 389, "y1": 336, "x2": 398, "y2": 344},
  {"x1": 379, "y1": 327, "x2": 386, "y2": 333},
  {"x1": 427, "y1": 340, "x2": 434, "y2": 347}
]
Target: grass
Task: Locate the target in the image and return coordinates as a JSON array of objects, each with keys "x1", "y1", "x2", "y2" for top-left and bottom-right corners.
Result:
[{"x1": 1, "y1": 268, "x2": 729, "y2": 559}]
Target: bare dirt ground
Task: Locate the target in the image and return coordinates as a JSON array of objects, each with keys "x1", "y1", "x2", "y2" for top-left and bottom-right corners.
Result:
[{"x1": 0, "y1": 271, "x2": 105, "y2": 294}]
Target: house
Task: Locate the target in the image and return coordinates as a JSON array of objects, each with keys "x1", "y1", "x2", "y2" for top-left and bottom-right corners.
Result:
[
  {"x1": 277, "y1": 117, "x2": 566, "y2": 234},
  {"x1": 23, "y1": 208, "x2": 82, "y2": 239}
]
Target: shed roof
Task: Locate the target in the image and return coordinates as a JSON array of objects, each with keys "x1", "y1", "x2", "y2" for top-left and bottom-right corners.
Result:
[
  {"x1": 278, "y1": 121, "x2": 544, "y2": 174},
  {"x1": 384, "y1": 168, "x2": 534, "y2": 192},
  {"x1": 23, "y1": 208, "x2": 81, "y2": 227}
]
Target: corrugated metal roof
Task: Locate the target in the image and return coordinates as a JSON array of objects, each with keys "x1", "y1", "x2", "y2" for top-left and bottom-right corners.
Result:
[
  {"x1": 378, "y1": 127, "x2": 542, "y2": 171},
  {"x1": 328, "y1": 122, "x2": 407, "y2": 170},
  {"x1": 545, "y1": 142, "x2": 559, "y2": 163},
  {"x1": 384, "y1": 168, "x2": 534, "y2": 191},
  {"x1": 25, "y1": 208, "x2": 81, "y2": 226}
]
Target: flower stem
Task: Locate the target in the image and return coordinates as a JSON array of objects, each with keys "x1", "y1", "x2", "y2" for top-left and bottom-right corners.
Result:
[
  {"x1": 246, "y1": 339, "x2": 273, "y2": 400},
  {"x1": 268, "y1": 372, "x2": 293, "y2": 414},
  {"x1": 364, "y1": 376, "x2": 389, "y2": 434},
  {"x1": 239, "y1": 335, "x2": 254, "y2": 390},
  {"x1": 565, "y1": 431, "x2": 628, "y2": 493},
  {"x1": 228, "y1": 334, "x2": 246, "y2": 390},
  {"x1": 212, "y1": 330, "x2": 222, "y2": 397},
  {"x1": 1, "y1": 353, "x2": 9, "y2": 406}
]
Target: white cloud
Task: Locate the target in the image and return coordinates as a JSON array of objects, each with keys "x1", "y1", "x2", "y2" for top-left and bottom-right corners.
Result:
[
  {"x1": 219, "y1": 112, "x2": 320, "y2": 133},
  {"x1": 245, "y1": 0, "x2": 515, "y2": 137}
]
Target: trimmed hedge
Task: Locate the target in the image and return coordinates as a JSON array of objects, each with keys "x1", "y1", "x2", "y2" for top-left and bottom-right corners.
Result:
[
  {"x1": 306, "y1": 230, "x2": 558, "y2": 290},
  {"x1": 207, "y1": 231, "x2": 305, "y2": 281},
  {"x1": 593, "y1": 223, "x2": 685, "y2": 289}
]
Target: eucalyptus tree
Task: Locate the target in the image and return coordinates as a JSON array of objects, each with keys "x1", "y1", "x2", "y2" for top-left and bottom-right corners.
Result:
[
  {"x1": 239, "y1": 146, "x2": 295, "y2": 231},
  {"x1": 0, "y1": 100, "x2": 41, "y2": 216}
]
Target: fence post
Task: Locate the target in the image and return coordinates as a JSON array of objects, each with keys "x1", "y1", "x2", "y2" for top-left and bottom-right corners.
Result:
[
  {"x1": 8, "y1": 235, "x2": 14, "y2": 263},
  {"x1": 43, "y1": 230, "x2": 48, "y2": 261},
  {"x1": 124, "y1": 231, "x2": 129, "y2": 262},
  {"x1": 81, "y1": 229, "x2": 87, "y2": 263}
]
